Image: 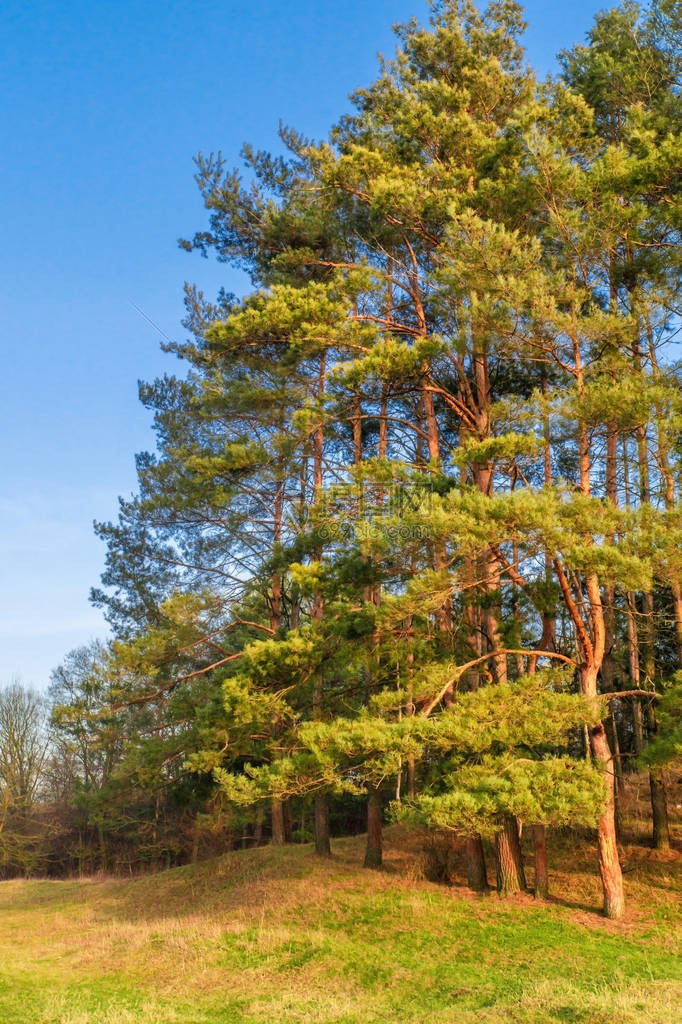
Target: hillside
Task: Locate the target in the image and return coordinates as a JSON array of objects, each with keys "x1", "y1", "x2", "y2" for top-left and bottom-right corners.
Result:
[{"x1": 0, "y1": 821, "x2": 680, "y2": 1024}]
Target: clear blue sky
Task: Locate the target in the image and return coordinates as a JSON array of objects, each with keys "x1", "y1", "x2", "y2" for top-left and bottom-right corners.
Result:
[{"x1": 0, "y1": 0, "x2": 604, "y2": 688}]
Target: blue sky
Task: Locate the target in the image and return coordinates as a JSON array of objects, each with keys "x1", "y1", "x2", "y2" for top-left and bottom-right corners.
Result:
[{"x1": 1, "y1": 0, "x2": 604, "y2": 688}]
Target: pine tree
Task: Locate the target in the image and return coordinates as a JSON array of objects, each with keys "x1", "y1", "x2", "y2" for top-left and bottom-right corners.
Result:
[{"x1": 75, "y1": 0, "x2": 682, "y2": 917}]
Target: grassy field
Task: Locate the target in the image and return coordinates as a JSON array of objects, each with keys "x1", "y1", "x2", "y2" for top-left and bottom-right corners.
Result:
[{"x1": 0, "y1": 813, "x2": 681, "y2": 1024}]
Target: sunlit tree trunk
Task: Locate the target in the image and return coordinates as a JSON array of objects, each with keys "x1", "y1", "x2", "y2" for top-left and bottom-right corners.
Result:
[
  {"x1": 572, "y1": 335, "x2": 624, "y2": 919},
  {"x1": 495, "y1": 817, "x2": 526, "y2": 896}
]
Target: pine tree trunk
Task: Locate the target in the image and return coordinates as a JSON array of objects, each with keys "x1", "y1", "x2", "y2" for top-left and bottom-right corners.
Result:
[
  {"x1": 271, "y1": 797, "x2": 285, "y2": 846},
  {"x1": 648, "y1": 337, "x2": 682, "y2": 665},
  {"x1": 632, "y1": 699, "x2": 644, "y2": 757},
  {"x1": 601, "y1": 431, "x2": 626, "y2": 811},
  {"x1": 561, "y1": 321, "x2": 625, "y2": 920},
  {"x1": 465, "y1": 834, "x2": 488, "y2": 891},
  {"x1": 269, "y1": 475, "x2": 287, "y2": 850},
  {"x1": 646, "y1": 701, "x2": 671, "y2": 850},
  {"x1": 314, "y1": 791, "x2": 331, "y2": 857},
  {"x1": 635, "y1": 435, "x2": 673, "y2": 847},
  {"x1": 309, "y1": 356, "x2": 331, "y2": 858},
  {"x1": 363, "y1": 788, "x2": 383, "y2": 868},
  {"x1": 577, "y1": 573, "x2": 625, "y2": 916},
  {"x1": 494, "y1": 817, "x2": 526, "y2": 895},
  {"x1": 590, "y1": 722, "x2": 625, "y2": 919},
  {"x1": 603, "y1": 702, "x2": 625, "y2": 841},
  {"x1": 650, "y1": 768, "x2": 671, "y2": 851},
  {"x1": 605, "y1": 708, "x2": 625, "y2": 799},
  {"x1": 533, "y1": 825, "x2": 549, "y2": 899}
]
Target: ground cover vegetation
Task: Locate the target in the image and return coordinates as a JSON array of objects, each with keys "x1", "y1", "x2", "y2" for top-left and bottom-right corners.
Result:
[
  {"x1": 3, "y1": 0, "x2": 682, "y2": 931},
  {"x1": 0, "y1": 823, "x2": 681, "y2": 1024}
]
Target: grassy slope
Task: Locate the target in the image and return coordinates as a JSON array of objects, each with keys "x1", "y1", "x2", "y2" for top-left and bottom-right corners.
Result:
[{"x1": 0, "y1": 821, "x2": 681, "y2": 1024}]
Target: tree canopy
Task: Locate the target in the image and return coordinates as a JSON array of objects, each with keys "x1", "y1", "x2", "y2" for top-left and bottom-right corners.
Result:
[{"x1": 10, "y1": 0, "x2": 682, "y2": 921}]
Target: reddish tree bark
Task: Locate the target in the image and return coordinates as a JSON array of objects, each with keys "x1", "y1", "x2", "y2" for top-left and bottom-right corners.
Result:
[{"x1": 590, "y1": 719, "x2": 625, "y2": 920}]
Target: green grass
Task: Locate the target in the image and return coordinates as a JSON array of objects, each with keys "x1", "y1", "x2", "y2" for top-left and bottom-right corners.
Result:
[{"x1": 0, "y1": 823, "x2": 680, "y2": 1024}]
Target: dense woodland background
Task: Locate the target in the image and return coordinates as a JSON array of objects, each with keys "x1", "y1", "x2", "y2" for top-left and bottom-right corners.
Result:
[{"x1": 3, "y1": 0, "x2": 682, "y2": 921}]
